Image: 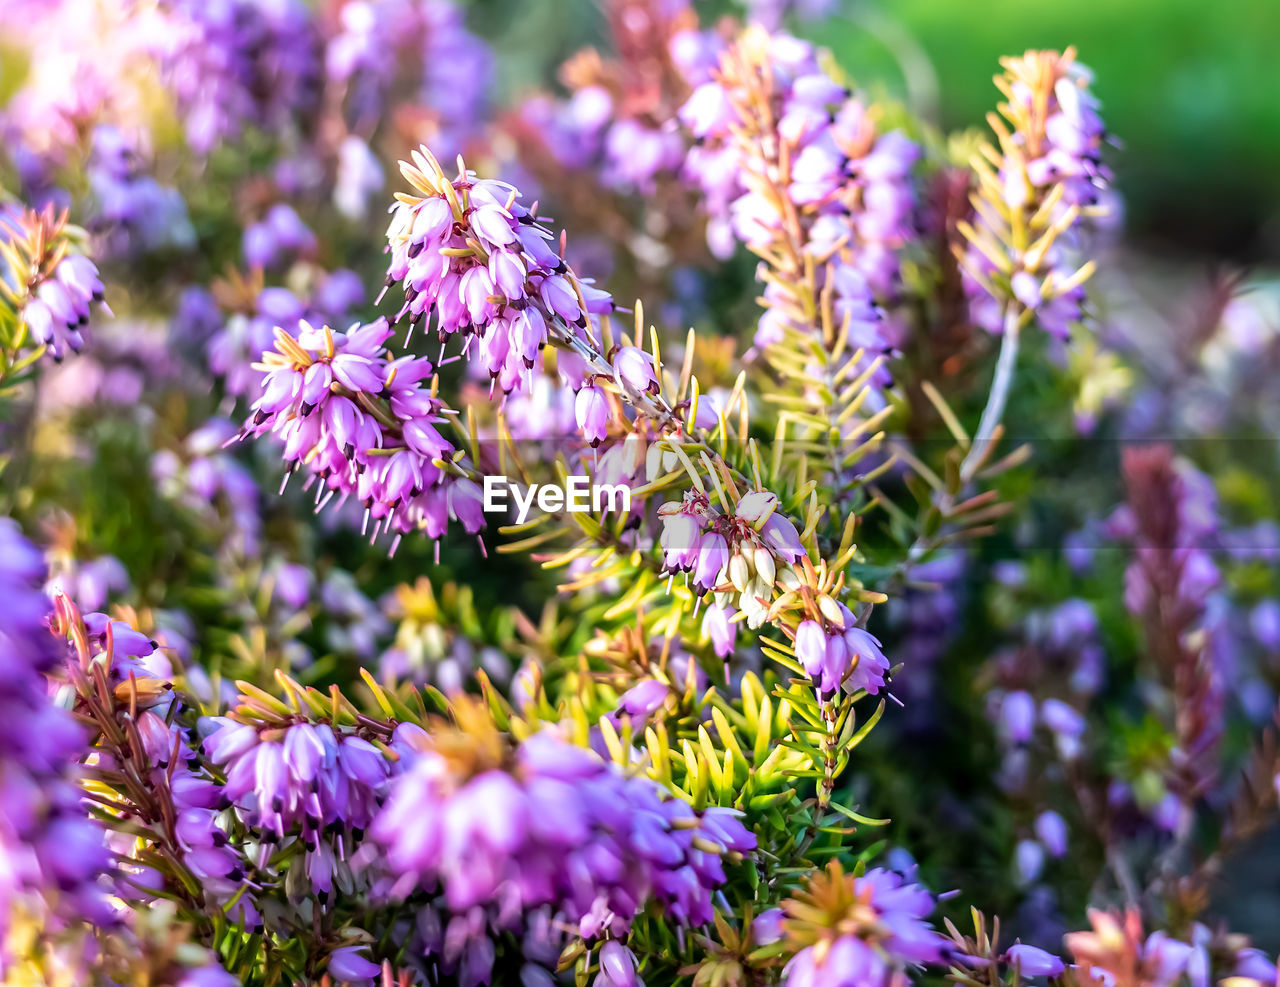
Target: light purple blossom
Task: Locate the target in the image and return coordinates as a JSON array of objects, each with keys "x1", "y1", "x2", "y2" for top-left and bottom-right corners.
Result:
[
  {"x1": 702, "y1": 604, "x2": 737, "y2": 659},
  {"x1": 1034, "y1": 809, "x2": 1069, "y2": 858},
  {"x1": 999, "y1": 690, "x2": 1037, "y2": 744},
  {"x1": 241, "y1": 318, "x2": 486, "y2": 550},
  {"x1": 327, "y1": 944, "x2": 381, "y2": 984},
  {"x1": 374, "y1": 730, "x2": 755, "y2": 939},
  {"x1": 1005, "y1": 942, "x2": 1064, "y2": 977},
  {"x1": 0, "y1": 524, "x2": 113, "y2": 957},
  {"x1": 681, "y1": 31, "x2": 917, "y2": 385},
  {"x1": 150, "y1": 0, "x2": 322, "y2": 153},
  {"x1": 385, "y1": 150, "x2": 614, "y2": 399},
  {"x1": 782, "y1": 867, "x2": 943, "y2": 987}
]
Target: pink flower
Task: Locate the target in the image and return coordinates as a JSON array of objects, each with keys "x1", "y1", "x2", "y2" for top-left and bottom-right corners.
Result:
[
  {"x1": 612, "y1": 346, "x2": 657, "y2": 393},
  {"x1": 575, "y1": 385, "x2": 610, "y2": 445}
]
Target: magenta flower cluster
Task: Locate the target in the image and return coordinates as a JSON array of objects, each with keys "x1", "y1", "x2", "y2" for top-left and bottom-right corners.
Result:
[
  {"x1": 680, "y1": 32, "x2": 917, "y2": 358},
  {"x1": 658, "y1": 489, "x2": 806, "y2": 627},
  {"x1": 374, "y1": 730, "x2": 755, "y2": 940},
  {"x1": 385, "y1": 157, "x2": 614, "y2": 396},
  {"x1": 203, "y1": 718, "x2": 391, "y2": 850},
  {"x1": 962, "y1": 53, "x2": 1110, "y2": 338},
  {"x1": 0, "y1": 523, "x2": 110, "y2": 961},
  {"x1": 794, "y1": 610, "x2": 891, "y2": 698},
  {"x1": 241, "y1": 317, "x2": 485, "y2": 548},
  {"x1": 150, "y1": 0, "x2": 321, "y2": 154},
  {"x1": 783, "y1": 867, "x2": 944, "y2": 987}
]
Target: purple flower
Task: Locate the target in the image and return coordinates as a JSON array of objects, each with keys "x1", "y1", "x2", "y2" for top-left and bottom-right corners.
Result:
[
  {"x1": 782, "y1": 865, "x2": 943, "y2": 987},
  {"x1": 795, "y1": 619, "x2": 843, "y2": 692},
  {"x1": 702, "y1": 604, "x2": 737, "y2": 659},
  {"x1": 753, "y1": 907, "x2": 785, "y2": 945},
  {"x1": 659, "y1": 507, "x2": 706, "y2": 573},
  {"x1": 1015, "y1": 838, "x2": 1045, "y2": 885},
  {"x1": 1034, "y1": 809, "x2": 1069, "y2": 858},
  {"x1": 176, "y1": 963, "x2": 239, "y2": 987},
  {"x1": 615, "y1": 679, "x2": 671, "y2": 721},
  {"x1": 385, "y1": 149, "x2": 614, "y2": 397},
  {"x1": 374, "y1": 727, "x2": 754, "y2": 938},
  {"x1": 327, "y1": 944, "x2": 381, "y2": 984},
  {"x1": 597, "y1": 941, "x2": 639, "y2": 987},
  {"x1": 575, "y1": 385, "x2": 610, "y2": 446},
  {"x1": 0, "y1": 527, "x2": 112, "y2": 950},
  {"x1": 1005, "y1": 943, "x2": 1065, "y2": 977},
  {"x1": 692, "y1": 532, "x2": 729, "y2": 592},
  {"x1": 999, "y1": 690, "x2": 1037, "y2": 744},
  {"x1": 761, "y1": 513, "x2": 805, "y2": 562},
  {"x1": 1234, "y1": 948, "x2": 1277, "y2": 983},
  {"x1": 1040, "y1": 698, "x2": 1084, "y2": 740},
  {"x1": 843, "y1": 626, "x2": 890, "y2": 695},
  {"x1": 611, "y1": 346, "x2": 658, "y2": 394},
  {"x1": 1250, "y1": 600, "x2": 1280, "y2": 651}
]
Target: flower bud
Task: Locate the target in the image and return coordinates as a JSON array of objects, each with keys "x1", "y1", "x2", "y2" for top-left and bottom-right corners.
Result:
[
  {"x1": 817, "y1": 594, "x2": 844, "y2": 626},
  {"x1": 753, "y1": 546, "x2": 776, "y2": 587}
]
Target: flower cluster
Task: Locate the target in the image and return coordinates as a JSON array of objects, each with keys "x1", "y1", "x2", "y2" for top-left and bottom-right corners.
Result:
[
  {"x1": 242, "y1": 317, "x2": 485, "y2": 549},
  {"x1": 152, "y1": 418, "x2": 262, "y2": 559},
  {"x1": 149, "y1": 0, "x2": 321, "y2": 153},
  {"x1": 658, "y1": 488, "x2": 806, "y2": 626},
  {"x1": 5, "y1": 5, "x2": 1276, "y2": 986},
  {"x1": 327, "y1": 0, "x2": 492, "y2": 158},
  {"x1": 681, "y1": 26, "x2": 917, "y2": 361},
  {"x1": 1, "y1": 204, "x2": 106, "y2": 362},
  {"x1": 375, "y1": 715, "x2": 755, "y2": 940},
  {"x1": 203, "y1": 718, "x2": 391, "y2": 852},
  {"x1": 516, "y1": 0, "x2": 707, "y2": 195},
  {"x1": 959, "y1": 47, "x2": 1109, "y2": 338},
  {"x1": 87, "y1": 125, "x2": 194, "y2": 257},
  {"x1": 794, "y1": 609, "x2": 890, "y2": 698},
  {"x1": 0, "y1": 523, "x2": 110, "y2": 965},
  {"x1": 385, "y1": 148, "x2": 614, "y2": 396},
  {"x1": 53, "y1": 603, "x2": 262, "y2": 929},
  {"x1": 1111, "y1": 446, "x2": 1224, "y2": 800},
  {"x1": 781, "y1": 862, "x2": 944, "y2": 987}
]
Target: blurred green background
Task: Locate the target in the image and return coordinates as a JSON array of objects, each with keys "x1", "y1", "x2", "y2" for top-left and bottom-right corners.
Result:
[{"x1": 484, "y1": 0, "x2": 1280, "y2": 264}]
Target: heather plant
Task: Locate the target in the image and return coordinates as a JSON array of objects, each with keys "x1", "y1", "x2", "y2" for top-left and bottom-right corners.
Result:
[{"x1": 2, "y1": 2, "x2": 1280, "y2": 987}]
